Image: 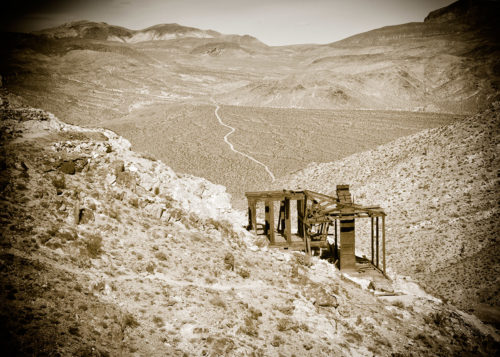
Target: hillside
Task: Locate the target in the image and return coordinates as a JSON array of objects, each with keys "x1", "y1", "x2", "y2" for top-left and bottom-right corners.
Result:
[
  {"x1": 276, "y1": 102, "x2": 500, "y2": 327},
  {"x1": 2, "y1": 89, "x2": 500, "y2": 355}
]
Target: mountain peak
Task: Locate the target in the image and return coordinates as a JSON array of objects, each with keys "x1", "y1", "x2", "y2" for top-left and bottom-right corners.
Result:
[{"x1": 424, "y1": 0, "x2": 500, "y2": 26}]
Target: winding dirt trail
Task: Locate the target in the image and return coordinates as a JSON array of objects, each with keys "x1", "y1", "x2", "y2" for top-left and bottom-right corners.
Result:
[{"x1": 212, "y1": 100, "x2": 275, "y2": 182}]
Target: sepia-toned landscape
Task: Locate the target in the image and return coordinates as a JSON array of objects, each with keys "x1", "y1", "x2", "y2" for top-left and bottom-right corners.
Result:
[{"x1": 0, "y1": 0, "x2": 499, "y2": 355}]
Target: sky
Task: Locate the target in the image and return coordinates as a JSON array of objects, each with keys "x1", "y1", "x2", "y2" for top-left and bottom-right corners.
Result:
[{"x1": 3, "y1": 0, "x2": 457, "y2": 46}]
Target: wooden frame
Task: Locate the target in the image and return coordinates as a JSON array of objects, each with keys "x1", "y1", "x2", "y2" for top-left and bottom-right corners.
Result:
[{"x1": 245, "y1": 186, "x2": 387, "y2": 274}]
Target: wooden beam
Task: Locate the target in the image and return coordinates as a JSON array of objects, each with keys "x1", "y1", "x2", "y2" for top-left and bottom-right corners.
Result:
[
  {"x1": 305, "y1": 234, "x2": 311, "y2": 256},
  {"x1": 376, "y1": 217, "x2": 379, "y2": 268},
  {"x1": 297, "y1": 199, "x2": 304, "y2": 238},
  {"x1": 245, "y1": 190, "x2": 305, "y2": 201},
  {"x1": 285, "y1": 198, "x2": 291, "y2": 244},
  {"x1": 382, "y1": 215, "x2": 386, "y2": 274},
  {"x1": 250, "y1": 200, "x2": 257, "y2": 236},
  {"x1": 371, "y1": 216, "x2": 374, "y2": 265},
  {"x1": 334, "y1": 219, "x2": 338, "y2": 260},
  {"x1": 278, "y1": 200, "x2": 285, "y2": 234},
  {"x1": 303, "y1": 190, "x2": 337, "y2": 203},
  {"x1": 265, "y1": 200, "x2": 275, "y2": 244}
]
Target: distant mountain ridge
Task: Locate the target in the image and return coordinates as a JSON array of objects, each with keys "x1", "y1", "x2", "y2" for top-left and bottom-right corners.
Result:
[
  {"x1": 33, "y1": 20, "x2": 267, "y2": 45},
  {"x1": 1, "y1": 0, "x2": 499, "y2": 114}
]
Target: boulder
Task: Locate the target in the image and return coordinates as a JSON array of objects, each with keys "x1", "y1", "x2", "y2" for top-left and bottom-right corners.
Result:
[
  {"x1": 78, "y1": 208, "x2": 95, "y2": 225},
  {"x1": 111, "y1": 160, "x2": 125, "y2": 176},
  {"x1": 315, "y1": 288, "x2": 339, "y2": 308},
  {"x1": 116, "y1": 171, "x2": 136, "y2": 191},
  {"x1": 59, "y1": 161, "x2": 76, "y2": 175},
  {"x1": 369, "y1": 279, "x2": 394, "y2": 293}
]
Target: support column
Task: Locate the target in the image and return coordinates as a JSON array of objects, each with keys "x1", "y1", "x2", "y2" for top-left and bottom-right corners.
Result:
[
  {"x1": 297, "y1": 199, "x2": 304, "y2": 238},
  {"x1": 284, "y1": 198, "x2": 291, "y2": 244},
  {"x1": 371, "y1": 216, "x2": 374, "y2": 265},
  {"x1": 382, "y1": 215, "x2": 386, "y2": 274},
  {"x1": 334, "y1": 219, "x2": 338, "y2": 261},
  {"x1": 339, "y1": 213, "x2": 356, "y2": 270},
  {"x1": 376, "y1": 216, "x2": 379, "y2": 268},
  {"x1": 248, "y1": 200, "x2": 257, "y2": 236},
  {"x1": 278, "y1": 201, "x2": 285, "y2": 234},
  {"x1": 265, "y1": 200, "x2": 275, "y2": 244}
]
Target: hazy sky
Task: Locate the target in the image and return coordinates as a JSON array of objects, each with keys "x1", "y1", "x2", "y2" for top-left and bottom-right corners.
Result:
[{"x1": 4, "y1": 0, "x2": 456, "y2": 46}]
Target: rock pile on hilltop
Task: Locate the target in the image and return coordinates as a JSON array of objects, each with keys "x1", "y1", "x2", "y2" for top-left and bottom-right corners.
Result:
[
  {"x1": 278, "y1": 102, "x2": 500, "y2": 327},
  {"x1": 1, "y1": 92, "x2": 499, "y2": 355}
]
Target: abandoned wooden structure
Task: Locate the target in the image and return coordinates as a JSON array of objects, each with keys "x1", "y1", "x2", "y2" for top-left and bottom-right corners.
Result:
[{"x1": 245, "y1": 185, "x2": 387, "y2": 273}]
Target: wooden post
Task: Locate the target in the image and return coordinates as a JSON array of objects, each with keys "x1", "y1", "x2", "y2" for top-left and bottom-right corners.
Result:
[
  {"x1": 339, "y1": 216, "x2": 356, "y2": 270},
  {"x1": 278, "y1": 200, "x2": 285, "y2": 234},
  {"x1": 371, "y1": 216, "x2": 374, "y2": 265},
  {"x1": 247, "y1": 201, "x2": 253, "y2": 230},
  {"x1": 265, "y1": 200, "x2": 275, "y2": 244},
  {"x1": 334, "y1": 219, "x2": 338, "y2": 260},
  {"x1": 382, "y1": 215, "x2": 386, "y2": 274},
  {"x1": 297, "y1": 199, "x2": 304, "y2": 238},
  {"x1": 285, "y1": 198, "x2": 291, "y2": 244},
  {"x1": 376, "y1": 216, "x2": 379, "y2": 268},
  {"x1": 250, "y1": 200, "x2": 257, "y2": 236},
  {"x1": 264, "y1": 201, "x2": 270, "y2": 235}
]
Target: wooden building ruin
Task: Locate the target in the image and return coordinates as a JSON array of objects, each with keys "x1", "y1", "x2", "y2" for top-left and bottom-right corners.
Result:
[{"x1": 245, "y1": 185, "x2": 387, "y2": 273}]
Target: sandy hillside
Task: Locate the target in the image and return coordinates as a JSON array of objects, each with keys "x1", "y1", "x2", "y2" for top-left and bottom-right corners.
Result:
[
  {"x1": 276, "y1": 102, "x2": 500, "y2": 326},
  {"x1": 1, "y1": 92, "x2": 499, "y2": 355}
]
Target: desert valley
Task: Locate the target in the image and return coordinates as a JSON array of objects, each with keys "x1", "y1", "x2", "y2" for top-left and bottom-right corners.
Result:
[{"x1": 0, "y1": 0, "x2": 499, "y2": 355}]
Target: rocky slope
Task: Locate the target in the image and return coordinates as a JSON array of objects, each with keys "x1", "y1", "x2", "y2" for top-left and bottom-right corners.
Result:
[
  {"x1": 276, "y1": 101, "x2": 500, "y2": 327},
  {"x1": 1, "y1": 92, "x2": 499, "y2": 355}
]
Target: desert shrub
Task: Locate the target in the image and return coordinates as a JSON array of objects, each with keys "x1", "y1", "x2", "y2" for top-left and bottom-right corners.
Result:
[
  {"x1": 431, "y1": 311, "x2": 446, "y2": 326},
  {"x1": 84, "y1": 233, "x2": 102, "y2": 258},
  {"x1": 271, "y1": 334, "x2": 283, "y2": 347},
  {"x1": 122, "y1": 313, "x2": 139, "y2": 329},
  {"x1": 152, "y1": 315, "x2": 164, "y2": 327},
  {"x1": 249, "y1": 306, "x2": 262, "y2": 320},
  {"x1": 276, "y1": 305, "x2": 294, "y2": 315},
  {"x1": 145, "y1": 262, "x2": 156, "y2": 274},
  {"x1": 223, "y1": 252, "x2": 235, "y2": 271},
  {"x1": 207, "y1": 336, "x2": 235, "y2": 355},
  {"x1": 238, "y1": 268, "x2": 250, "y2": 279},
  {"x1": 391, "y1": 300, "x2": 405, "y2": 309},
  {"x1": 238, "y1": 316, "x2": 259, "y2": 337},
  {"x1": 205, "y1": 218, "x2": 238, "y2": 239},
  {"x1": 276, "y1": 317, "x2": 298, "y2": 332},
  {"x1": 205, "y1": 276, "x2": 216, "y2": 284},
  {"x1": 294, "y1": 252, "x2": 312, "y2": 267},
  {"x1": 345, "y1": 331, "x2": 363, "y2": 343},
  {"x1": 299, "y1": 323, "x2": 310, "y2": 332},
  {"x1": 155, "y1": 252, "x2": 168, "y2": 261},
  {"x1": 209, "y1": 296, "x2": 226, "y2": 308},
  {"x1": 59, "y1": 229, "x2": 77, "y2": 242},
  {"x1": 107, "y1": 206, "x2": 120, "y2": 221}
]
